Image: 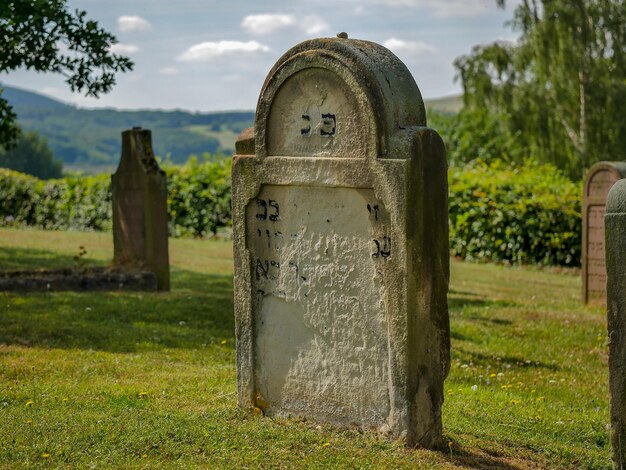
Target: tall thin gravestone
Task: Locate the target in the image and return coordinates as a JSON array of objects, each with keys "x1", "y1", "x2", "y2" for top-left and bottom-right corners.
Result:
[
  {"x1": 112, "y1": 127, "x2": 170, "y2": 291},
  {"x1": 606, "y1": 178, "x2": 626, "y2": 468},
  {"x1": 582, "y1": 162, "x2": 626, "y2": 303},
  {"x1": 232, "y1": 36, "x2": 450, "y2": 447}
]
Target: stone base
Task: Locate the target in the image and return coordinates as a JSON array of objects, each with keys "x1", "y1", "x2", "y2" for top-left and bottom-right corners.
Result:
[{"x1": 0, "y1": 266, "x2": 157, "y2": 292}]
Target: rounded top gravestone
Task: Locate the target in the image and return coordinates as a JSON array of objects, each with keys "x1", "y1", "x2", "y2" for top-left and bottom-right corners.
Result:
[
  {"x1": 253, "y1": 37, "x2": 427, "y2": 159},
  {"x1": 232, "y1": 36, "x2": 449, "y2": 449},
  {"x1": 581, "y1": 161, "x2": 626, "y2": 303}
]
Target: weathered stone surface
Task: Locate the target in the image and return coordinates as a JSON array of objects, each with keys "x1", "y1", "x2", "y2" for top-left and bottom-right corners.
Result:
[
  {"x1": 232, "y1": 37, "x2": 449, "y2": 448},
  {"x1": 582, "y1": 162, "x2": 626, "y2": 303},
  {"x1": 606, "y1": 178, "x2": 626, "y2": 468},
  {"x1": 112, "y1": 128, "x2": 170, "y2": 290}
]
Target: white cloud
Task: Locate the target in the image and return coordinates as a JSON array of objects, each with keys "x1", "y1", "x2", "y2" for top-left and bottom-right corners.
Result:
[
  {"x1": 109, "y1": 43, "x2": 140, "y2": 54},
  {"x1": 383, "y1": 38, "x2": 436, "y2": 55},
  {"x1": 159, "y1": 67, "x2": 179, "y2": 76},
  {"x1": 302, "y1": 15, "x2": 330, "y2": 35},
  {"x1": 241, "y1": 14, "x2": 296, "y2": 35},
  {"x1": 118, "y1": 15, "x2": 152, "y2": 33},
  {"x1": 177, "y1": 41, "x2": 271, "y2": 61},
  {"x1": 241, "y1": 13, "x2": 330, "y2": 36},
  {"x1": 370, "y1": 0, "x2": 498, "y2": 17}
]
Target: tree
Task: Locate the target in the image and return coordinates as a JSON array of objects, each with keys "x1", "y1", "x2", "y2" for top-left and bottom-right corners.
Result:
[
  {"x1": 454, "y1": 0, "x2": 626, "y2": 178},
  {"x1": 0, "y1": 130, "x2": 62, "y2": 179},
  {"x1": 429, "y1": 107, "x2": 522, "y2": 166},
  {"x1": 0, "y1": 0, "x2": 133, "y2": 148}
]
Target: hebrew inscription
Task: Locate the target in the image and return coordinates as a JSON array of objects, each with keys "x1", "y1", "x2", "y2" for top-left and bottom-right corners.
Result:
[
  {"x1": 266, "y1": 68, "x2": 367, "y2": 158},
  {"x1": 246, "y1": 185, "x2": 392, "y2": 425},
  {"x1": 587, "y1": 205, "x2": 607, "y2": 300},
  {"x1": 584, "y1": 167, "x2": 623, "y2": 303}
]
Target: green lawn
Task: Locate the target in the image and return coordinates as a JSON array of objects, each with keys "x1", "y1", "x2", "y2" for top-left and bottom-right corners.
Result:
[{"x1": 0, "y1": 228, "x2": 609, "y2": 468}]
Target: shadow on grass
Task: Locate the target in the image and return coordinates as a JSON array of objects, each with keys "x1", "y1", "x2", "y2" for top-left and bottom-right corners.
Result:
[
  {"x1": 453, "y1": 348, "x2": 560, "y2": 372},
  {"x1": 0, "y1": 265, "x2": 235, "y2": 353},
  {"x1": 0, "y1": 247, "x2": 105, "y2": 271},
  {"x1": 444, "y1": 445, "x2": 530, "y2": 470},
  {"x1": 449, "y1": 290, "x2": 517, "y2": 314}
]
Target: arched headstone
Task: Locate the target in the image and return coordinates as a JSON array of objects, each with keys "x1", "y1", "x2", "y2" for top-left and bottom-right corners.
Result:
[
  {"x1": 582, "y1": 162, "x2": 626, "y2": 303},
  {"x1": 232, "y1": 36, "x2": 449, "y2": 447}
]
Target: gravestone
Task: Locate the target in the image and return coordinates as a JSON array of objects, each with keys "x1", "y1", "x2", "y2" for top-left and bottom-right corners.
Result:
[
  {"x1": 232, "y1": 36, "x2": 450, "y2": 448},
  {"x1": 112, "y1": 127, "x2": 170, "y2": 291},
  {"x1": 582, "y1": 162, "x2": 626, "y2": 303},
  {"x1": 605, "y1": 178, "x2": 626, "y2": 468}
]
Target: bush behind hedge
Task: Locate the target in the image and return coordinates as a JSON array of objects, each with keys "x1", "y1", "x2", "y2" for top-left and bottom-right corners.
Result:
[{"x1": 448, "y1": 159, "x2": 581, "y2": 266}]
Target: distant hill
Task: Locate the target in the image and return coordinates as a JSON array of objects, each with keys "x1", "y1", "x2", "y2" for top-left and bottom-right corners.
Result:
[
  {"x1": 1, "y1": 85, "x2": 461, "y2": 173},
  {"x1": 425, "y1": 94, "x2": 463, "y2": 114},
  {"x1": 1, "y1": 84, "x2": 254, "y2": 172}
]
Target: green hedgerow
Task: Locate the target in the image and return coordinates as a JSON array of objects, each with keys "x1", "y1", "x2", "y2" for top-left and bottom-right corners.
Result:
[{"x1": 448, "y1": 159, "x2": 581, "y2": 266}]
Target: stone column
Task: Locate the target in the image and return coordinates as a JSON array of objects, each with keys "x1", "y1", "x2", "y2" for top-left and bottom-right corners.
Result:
[
  {"x1": 112, "y1": 127, "x2": 170, "y2": 291},
  {"x1": 606, "y1": 178, "x2": 626, "y2": 467}
]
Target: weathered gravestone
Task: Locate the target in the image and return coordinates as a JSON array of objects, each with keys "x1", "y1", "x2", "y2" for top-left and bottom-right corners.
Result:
[
  {"x1": 112, "y1": 127, "x2": 170, "y2": 291},
  {"x1": 232, "y1": 35, "x2": 450, "y2": 447},
  {"x1": 582, "y1": 162, "x2": 626, "y2": 303},
  {"x1": 605, "y1": 178, "x2": 626, "y2": 468}
]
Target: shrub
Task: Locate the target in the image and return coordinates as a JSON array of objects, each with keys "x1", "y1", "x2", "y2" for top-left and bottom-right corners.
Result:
[
  {"x1": 0, "y1": 159, "x2": 232, "y2": 237},
  {"x1": 165, "y1": 157, "x2": 231, "y2": 237},
  {"x1": 1, "y1": 159, "x2": 583, "y2": 266},
  {"x1": 448, "y1": 159, "x2": 581, "y2": 266}
]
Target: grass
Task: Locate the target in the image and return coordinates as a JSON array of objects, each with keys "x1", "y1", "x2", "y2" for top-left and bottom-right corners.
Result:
[{"x1": 0, "y1": 227, "x2": 609, "y2": 468}]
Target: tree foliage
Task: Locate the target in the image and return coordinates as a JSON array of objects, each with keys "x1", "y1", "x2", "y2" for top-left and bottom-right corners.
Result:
[
  {"x1": 429, "y1": 108, "x2": 522, "y2": 166},
  {"x1": 0, "y1": 130, "x2": 62, "y2": 179},
  {"x1": 0, "y1": 0, "x2": 133, "y2": 147},
  {"x1": 455, "y1": 0, "x2": 626, "y2": 178}
]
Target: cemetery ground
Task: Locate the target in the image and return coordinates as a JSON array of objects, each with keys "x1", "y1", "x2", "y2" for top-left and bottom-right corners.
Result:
[{"x1": 0, "y1": 228, "x2": 609, "y2": 469}]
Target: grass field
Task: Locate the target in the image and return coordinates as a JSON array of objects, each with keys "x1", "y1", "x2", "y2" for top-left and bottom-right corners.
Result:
[{"x1": 0, "y1": 228, "x2": 609, "y2": 468}]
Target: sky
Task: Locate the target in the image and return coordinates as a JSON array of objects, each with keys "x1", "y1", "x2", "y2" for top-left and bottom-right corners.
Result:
[{"x1": 1, "y1": 0, "x2": 521, "y2": 113}]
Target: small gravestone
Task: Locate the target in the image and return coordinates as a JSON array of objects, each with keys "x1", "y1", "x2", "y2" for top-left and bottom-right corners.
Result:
[
  {"x1": 112, "y1": 127, "x2": 170, "y2": 291},
  {"x1": 605, "y1": 178, "x2": 626, "y2": 468},
  {"x1": 582, "y1": 162, "x2": 626, "y2": 303},
  {"x1": 232, "y1": 36, "x2": 450, "y2": 447}
]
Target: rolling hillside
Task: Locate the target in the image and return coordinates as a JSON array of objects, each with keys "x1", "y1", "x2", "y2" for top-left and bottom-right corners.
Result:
[
  {"x1": 1, "y1": 84, "x2": 462, "y2": 173},
  {"x1": 1, "y1": 85, "x2": 254, "y2": 172}
]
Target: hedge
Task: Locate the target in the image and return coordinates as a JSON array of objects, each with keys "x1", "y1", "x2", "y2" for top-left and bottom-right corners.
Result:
[
  {"x1": 0, "y1": 158, "x2": 582, "y2": 266},
  {"x1": 0, "y1": 158, "x2": 231, "y2": 237},
  {"x1": 448, "y1": 159, "x2": 581, "y2": 266}
]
